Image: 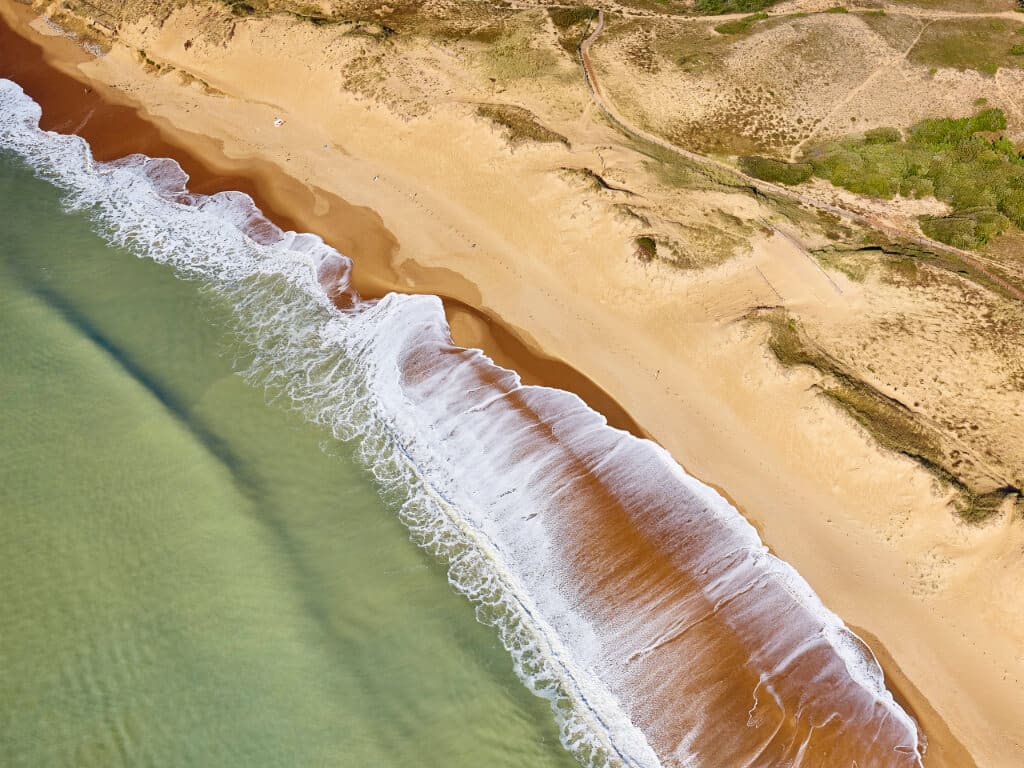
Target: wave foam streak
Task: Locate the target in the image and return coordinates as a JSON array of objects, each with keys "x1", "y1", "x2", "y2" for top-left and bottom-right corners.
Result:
[{"x1": 1, "y1": 78, "x2": 925, "y2": 768}]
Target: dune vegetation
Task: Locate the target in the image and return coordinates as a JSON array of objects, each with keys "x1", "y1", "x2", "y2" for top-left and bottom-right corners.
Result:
[
  {"x1": 909, "y1": 18, "x2": 1024, "y2": 76},
  {"x1": 692, "y1": 0, "x2": 779, "y2": 14},
  {"x1": 743, "y1": 109, "x2": 1024, "y2": 248}
]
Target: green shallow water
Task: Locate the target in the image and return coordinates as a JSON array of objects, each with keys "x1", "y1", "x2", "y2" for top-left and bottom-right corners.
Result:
[{"x1": 0, "y1": 150, "x2": 578, "y2": 768}]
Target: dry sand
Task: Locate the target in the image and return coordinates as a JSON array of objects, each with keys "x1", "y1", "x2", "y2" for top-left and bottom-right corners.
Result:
[{"x1": 3, "y1": 2, "x2": 1023, "y2": 764}]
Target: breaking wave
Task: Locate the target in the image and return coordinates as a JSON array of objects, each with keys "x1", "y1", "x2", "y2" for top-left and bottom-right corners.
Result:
[{"x1": 0, "y1": 77, "x2": 925, "y2": 768}]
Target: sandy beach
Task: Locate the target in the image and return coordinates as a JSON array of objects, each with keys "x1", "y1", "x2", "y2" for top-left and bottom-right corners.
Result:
[{"x1": 3, "y1": 1, "x2": 1023, "y2": 764}]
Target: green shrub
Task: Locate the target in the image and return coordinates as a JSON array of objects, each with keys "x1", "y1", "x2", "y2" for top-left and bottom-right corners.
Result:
[
  {"x1": 803, "y1": 108, "x2": 1024, "y2": 248},
  {"x1": 824, "y1": 6, "x2": 848, "y2": 13},
  {"x1": 990, "y1": 135, "x2": 1020, "y2": 159},
  {"x1": 864, "y1": 127, "x2": 901, "y2": 144},
  {"x1": 908, "y1": 108, "x2": 1007, "y2": 146},
  {"x1": 920, "y1": 210, "x2": 1010, "y2": 249},
  {"x1": 900, "y1": 176, "x2": 934, "y2": 198},
  {"x1": 861, "y1": 172, "x2": 895, "y2": 198},
  {"x1": 999, "y1": 189, "x2": 1024, "y2": 227},
  {"x1": 740, "y1": 155, "x2": 813, "y2": 184},
  {"x1": 1011, "y1": 44, "x2": 1024, "y2": 55},
  {"x1": 635, "y1": 236, "x2": 657, "y2": 260}
]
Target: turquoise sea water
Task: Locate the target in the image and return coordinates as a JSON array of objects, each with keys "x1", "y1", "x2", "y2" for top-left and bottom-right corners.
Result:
[{"x1": 0, "y1": 149, "x2": 579, "y2": 768}]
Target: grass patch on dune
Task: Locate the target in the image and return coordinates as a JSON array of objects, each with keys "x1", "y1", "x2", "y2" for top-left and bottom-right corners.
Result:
[
  {"x1": 485, "y1": 26, "x2": 560, "y2": 80},
  {"x1": 548, "y1": 7, "x2": 596, "y2": 31},
  {"x1": 714, "y1": 12, "x2": 767, "y2": 35},
  {"x1": 476, "y1": 104, "x2": 568, "y2": 147},
  {"x1": 818, "y1": 232, "x2": 1022, "y2": 300},
  {"x1": 628, "y1": 133, "x2": 746, "y2": 190},
  {"x1": 655, "y1": 23, "x2": 735, "y2": 76},
  {"x1": 761, "y1": 309, "x2": 1013, "y2": 522},
  {"x1": 218, "y1": 1, "x2": 359, "y2": 28},
  {"x1": 814, "y1": 249, "x2": 870, "y2": 282},
  {"x1": 909, "y1": 18, "x2": 1024, "y2": 75},
  {"x1": 739, "y1": 155, "x2": 812, "y2": 184},
  {"x1": 548, "y1": 6, "x2": 596, "y2": 55},
  {"x1": 693, "y1": 0, "x2": 779, "y2": 13},
  {"x1": 907, "y1": 0, "x2": 1019, "y2": 14}
]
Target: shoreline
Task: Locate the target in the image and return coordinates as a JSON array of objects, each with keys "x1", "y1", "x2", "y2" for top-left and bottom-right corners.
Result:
[
  {"x1": 3, "y1": 3, "x2": 1021, "y2": 765},
  {"x1": 0, "y1": 11, "x2": 646, "y2": 440}
]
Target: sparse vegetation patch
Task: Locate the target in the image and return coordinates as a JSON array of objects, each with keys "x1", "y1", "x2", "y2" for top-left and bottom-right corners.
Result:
[
  {"x1": 485, "y1": 25, "x2": 559, "y2": 80},
  {"x1": 476, "y1": 104, "x2": 569, "y2": 147},
  {"x1": 761, "y1": 309, "x2": 1014, "y2": 522},
  {"x1": 220, "y1": 0, "x2": 266, "y2": 16},
  {"x1": 714, "y1": 12, "x2": 767, "y2": 35},
  {"x1": 909, "y1": 19, "x2": 1024, "y2": 75},
  {"x1": 693, "y1": 0, "x2": 779, "y2": 14},
  {"x1": 548, "y1": 7, "x2": 596, "y2": 55}
]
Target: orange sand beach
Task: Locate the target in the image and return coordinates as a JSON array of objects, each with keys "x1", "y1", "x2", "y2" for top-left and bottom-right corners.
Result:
[{"x1": 2, "y1": 2, "x2": 1023, "y2": 765}]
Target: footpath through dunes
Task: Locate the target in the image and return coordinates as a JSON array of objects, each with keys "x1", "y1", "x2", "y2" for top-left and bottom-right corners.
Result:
[{"x1": 0, "y1": 75, "x2": 928, "y2": 767}]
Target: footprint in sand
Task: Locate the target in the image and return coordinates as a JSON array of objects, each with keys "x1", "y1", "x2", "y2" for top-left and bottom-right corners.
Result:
[{"x1": 908, "y1": 547, "x2": 954, "y2": 597}]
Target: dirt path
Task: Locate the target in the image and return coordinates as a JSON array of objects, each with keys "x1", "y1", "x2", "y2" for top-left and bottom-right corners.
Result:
[
  {"x1": 577, "y1": 9, "x2": 1024, "y2": 302},
  {"x1": 994, "y1": 67, "x2": 1024, "y2": 124}
]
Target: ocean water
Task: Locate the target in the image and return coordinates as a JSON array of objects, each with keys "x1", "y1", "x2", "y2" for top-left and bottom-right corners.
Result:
[
  {"x1": 0, "y1": 77, "x2": 927, "y2": 768},
  {"x1": 0, "y1": 149, "x2": 579, "y2": 768}
]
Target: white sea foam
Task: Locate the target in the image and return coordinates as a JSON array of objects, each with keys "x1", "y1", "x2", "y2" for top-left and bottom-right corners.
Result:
[{"x1": 0, "y1": 77, "x2": 925, "y2": 768}]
